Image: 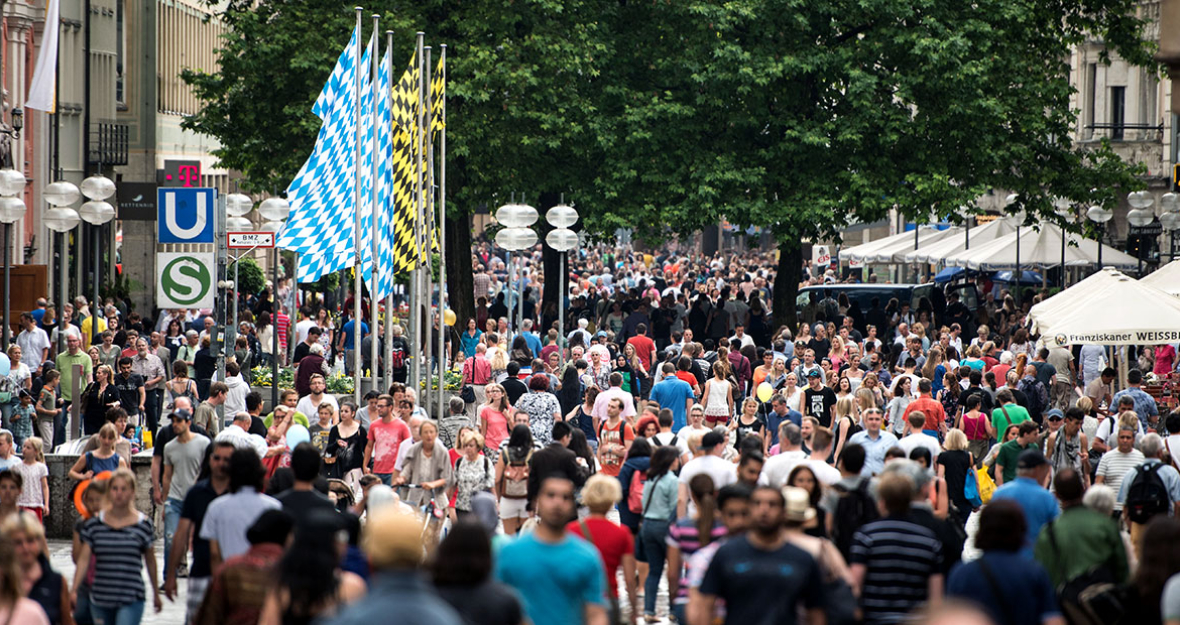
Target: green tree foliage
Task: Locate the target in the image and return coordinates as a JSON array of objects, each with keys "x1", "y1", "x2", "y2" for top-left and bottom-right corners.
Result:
[
  {"x1": 184, "y1": 0, "x2": 1155, "y2": 328},
  {"x1": 235, "y1": 256, "x2": 267, "y2": 296}
]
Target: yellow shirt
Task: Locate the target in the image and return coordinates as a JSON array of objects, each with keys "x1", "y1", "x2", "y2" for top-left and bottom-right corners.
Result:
[{"x1": 80, "y1": 316, "x2": 108, "y2": 349}]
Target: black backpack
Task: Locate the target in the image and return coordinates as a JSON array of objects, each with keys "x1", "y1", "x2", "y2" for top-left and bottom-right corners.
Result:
[
  {"x1": 831, "y1": 479, "x2": 879, "y2": 562},
  {"x1": 1125, "y1": 462, "x2": 1170, "y2": 524}
]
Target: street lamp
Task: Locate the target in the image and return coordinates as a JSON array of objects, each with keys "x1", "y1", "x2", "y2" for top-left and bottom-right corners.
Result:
[
  {"x1": 44, "y1": 180, "x2": 81, "y2": 353},
  {"x1": 1127, "y1": 191, "x2": 1155, "y2": 275},
  {"x1": 495, "y1": 202, "x2": 538, "y2": 345},
  {"x1": 0, "y1": 169, "x2": 25, "y2": 349},
  {"x1": 259, "y1": 197, "x2": 290, "y2": 407},
  {"x1": 1087, "y1": 204, "x2": 1114, "y2": 269},
  {"x1": 79, "y1": 175, "x2": 116, "y2": 346},
  {"x1": 545, "y1": 204, "x2": 579, "y2": 362}
]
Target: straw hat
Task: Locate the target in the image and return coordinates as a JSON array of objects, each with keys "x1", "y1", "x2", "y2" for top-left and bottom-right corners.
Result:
[{"x1": 782, "y1": 486, "x2": 816, "y2": 524}]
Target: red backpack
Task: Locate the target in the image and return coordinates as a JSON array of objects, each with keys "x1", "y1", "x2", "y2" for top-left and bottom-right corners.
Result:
[{"x1": 627, "y1": 468, "x2": 648, "y2": 514}]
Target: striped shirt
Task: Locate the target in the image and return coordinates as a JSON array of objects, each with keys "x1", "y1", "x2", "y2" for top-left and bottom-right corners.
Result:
[
  {"x1": 665, "y1": 519, "x2": 728, "y2": 604},
  {"x1": 1096, "y1": 449, "x2": 1145, "y2": 511},
  {"x1": 850, "y1": 517, "x2": 943, "y2": 624},
  {"x1": 80, "y1": 512, "x2": 154, "y2": 608},
  {"x1": 275, "y1": 312, "x2": 290, "y2": 353}
]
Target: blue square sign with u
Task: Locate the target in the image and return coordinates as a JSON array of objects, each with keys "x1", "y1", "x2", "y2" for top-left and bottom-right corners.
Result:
[{"x1": 158, "y1": 188, "x2": 216, "y2": 243}]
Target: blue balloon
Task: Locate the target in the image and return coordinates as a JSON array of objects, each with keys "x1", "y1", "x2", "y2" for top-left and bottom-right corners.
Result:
[
  {"x1": 285, "y1": 424, "x2": 310, "y2": 448},
  {"x1": 0, "y1": 353, "x2": 9, "y2": 378}
]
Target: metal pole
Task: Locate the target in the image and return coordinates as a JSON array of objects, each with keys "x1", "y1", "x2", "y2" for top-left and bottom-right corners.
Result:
[
  {"x1": 369, "y1": 14, "x2": 380, "y2": 394},
  {"x1": 271, "y1": 248, "x2": 279, "y2": 408},
  {"x1": 215, "y1": 193, "x2": 226, "y2": 426},
  {"x1": 558, "y1": 251, "x2": 564, "y2": 365},
  {"x1": 383, "y1": 30, "x2": 395, "y2": 391},
  {"x1": 437, "y1": 44, "x2": 447, "y2": 418},
  {"x1": 2, "y1": 222, "x2": 8, "y2": 349},
  {"x1": 59, "y1": 230, "x2": 67, "y2": 355},
  {"x1": 1098, "y1": 223, "x2": 1104, "y2": 269},
  {"x1": 92, "y1": 224, "x2": 99, "y2": 345},
  {"x1": 1014, "y1": 225, "x2": 1021, "y2": 306},
  {"x1": 424, "y1": 45, "x2": 434, "y2": 415},
  {"x1": 410, "y1": 32, "x2": 425, "y2": 398},
  {"x1": 352, "y1": 8, "x2": 364, "y2": 405},
  {"x1": 1061, "y1": 223, "x2": 1066, "y2": 288}
]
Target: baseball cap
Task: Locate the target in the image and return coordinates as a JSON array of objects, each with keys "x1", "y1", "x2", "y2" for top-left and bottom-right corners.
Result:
[
  {"x1": 1045, "y1": 409, "x2": 1064, "y2": 421},
  {"x1": 1017, "y1": 448, "x2": 1048, "y2": 470},
  {"x1": 169, "y1": 409, "x2": 192, "y2": 421},
  {"x1": 700, "y1": 431, "x2": 725, "y2": 450},
  {"x1": 806, "y1": 369, "x2": 821, "y2": 378}
]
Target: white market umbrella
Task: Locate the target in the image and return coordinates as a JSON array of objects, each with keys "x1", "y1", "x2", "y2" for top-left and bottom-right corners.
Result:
[
  {"x1": 842, "y1": 226, "x2": 949, "y2": 263},
  {"x1": 865, "y1": 226, "x2": 962, "y2": 264},
  {"x1": 1036, "y1": 271, "x2": 1180, "y2": 346},
  {"x1": 903, "y1": 218, "x2": 1017, "y2": 265},
  {"x1": 1027, "y1": 267, "x2": 1124, "y2": 334},
  {"x1": 1142, "y1": 260, "x2": 1180, "y2": 296},
  {"x1": 944, "y1": 224, "x2": 1139, "y2": 271}
]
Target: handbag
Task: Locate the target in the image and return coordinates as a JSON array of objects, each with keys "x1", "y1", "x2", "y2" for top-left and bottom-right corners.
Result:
[
  {"x1": 964, "y1": 464, "x2": 983, "y2": 508},
  {"x1": 975, "y1": 466, "x2": 996, "y2": 504}
]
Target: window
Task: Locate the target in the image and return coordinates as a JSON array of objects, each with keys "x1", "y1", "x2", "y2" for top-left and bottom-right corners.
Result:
[
  {"x1": 1085, "y1": 63, "x2": 1097, "y2": 138},
  {"x1": 1110, "y1": 86, "x2": 1125, "y2": 141},
  {"x1": 116, "y1": 0, "x2": 125, "y2": 105}
]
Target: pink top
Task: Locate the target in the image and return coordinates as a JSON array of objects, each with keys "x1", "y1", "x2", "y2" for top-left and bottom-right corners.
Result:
[
  {"x1": 962, "y1": 411, "x2": 990, "y2": 441},
  {"x1": 1155, "y1": 345, "x2": 1176, "y2": 375},
  {"x1": 481, "y1": 406, "x2": 509, "y2": 451},
  {"x1": 0, "y1": 599, "x2": 50, "y2": 625}
]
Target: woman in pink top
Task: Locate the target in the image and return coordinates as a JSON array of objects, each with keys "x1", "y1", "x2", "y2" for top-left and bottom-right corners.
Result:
[
  {"x1": 1154, "y1": 344, "x2": 1176, "y2": 376},
  {"x1": 955, "y1": 393, "x2": 992, "y2": 466},
  {"x1": 479, "y1": 383, "x2": 512, "y2": 454}
]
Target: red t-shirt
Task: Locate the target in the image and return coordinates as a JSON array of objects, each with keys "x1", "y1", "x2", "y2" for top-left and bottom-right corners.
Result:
[
  {"x1": 904, "y1": 396, "x2": 947, "y2": 432},
  {"x1": 367, "y1": 418, "x2": 411, "y2": 474},
  {"x1": 627, "y1": 335, "x2": 657, "y2": 369},
  {"x1": 567, "y1": 518, "x2": 634, "y2": 598},
  {"x1": 675, "y1": 371, "x2": 699, "y2": 388}
]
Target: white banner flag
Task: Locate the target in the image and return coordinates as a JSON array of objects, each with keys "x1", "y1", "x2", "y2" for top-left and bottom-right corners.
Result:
[{"x1": 26, "y1": 0, "x2": 60, "y2": 112}]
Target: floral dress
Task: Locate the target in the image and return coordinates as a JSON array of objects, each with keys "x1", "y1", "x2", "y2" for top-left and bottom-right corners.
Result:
[
  {"x1": 452, "y1": 454, "x2": 495, "y2": 512},
  {"x1": 515, "y1": 391, "x2": 561, "y2": 447}
]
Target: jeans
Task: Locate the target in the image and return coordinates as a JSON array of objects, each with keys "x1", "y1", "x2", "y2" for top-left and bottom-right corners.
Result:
[
  {"x1": 90, "y1": 600, "x2": 145, "y2": 625},
  {"x1": 74, "y1": 588, "x2": 94, "y2": 625},
  {"x1": 375, "y1": 472, "x2": 393, "y2": 486},
  {"x1": 55, "y1": 400, "x2": 70, "y2": 449},
  {"x1": 163, "y1": 498, "x2": 184, "y2": 574},
  {"x1": 639, "y1": 519, "x2": 670, "y2": 616}
]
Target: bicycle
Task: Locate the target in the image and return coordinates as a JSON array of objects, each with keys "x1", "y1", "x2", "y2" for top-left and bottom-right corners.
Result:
[{"x1": 405, "y1": 484, "x2": 449, "y2": 547}]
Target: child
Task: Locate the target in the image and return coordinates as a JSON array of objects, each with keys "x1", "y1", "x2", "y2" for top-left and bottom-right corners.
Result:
[
  {"x1": 15, "y1": 436, "x2": 49, "y2": 521},
  {"x1": 309, "y1": 401, "x2": 335, "y2": 458},
  {"x1": 67, "y1": 422, "x2": 127, "y2": 481},
  {"x1": 10, "y1": 390, "x2": 34, "y2": 448},
  {"x1": 73, "y1": 477, "x2": 108, "y2": 625},
  {"x1": 35, "y1": 369, "x2": 61, "y2": 446}
]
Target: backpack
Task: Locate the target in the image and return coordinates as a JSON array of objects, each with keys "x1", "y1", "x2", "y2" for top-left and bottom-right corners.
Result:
[
  {"x1": 627, "y1": 468, "x2": 648, "y2": 514},
  {"x1": 501, "y1": 449, "x2": 531, "y2": 498},
  {"x1": 390, "y1": 348, "x2": 406, "y2": 371},
  {"x1": 1019, "y1": 377, "x2": 1048, "y2": 417},
  {"x1": 1124, "y1": 462, "x2": 1170, "y2": 524},
  {"x1": 831, "y1": 479, "x2": 879, "y2": 562},
  {"x1": 1046, "y1": 520, "x2": 1128, "y2": 625}
]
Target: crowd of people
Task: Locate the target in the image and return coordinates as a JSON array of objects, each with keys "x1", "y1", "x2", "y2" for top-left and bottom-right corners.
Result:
[{"x1": 1, "y1": 244, "x2": 1180, "y2": 625}]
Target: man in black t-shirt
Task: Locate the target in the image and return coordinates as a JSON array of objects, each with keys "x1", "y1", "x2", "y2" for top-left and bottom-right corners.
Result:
[
  {"x1": 163, "y1": 439, "x2": 233, "y2": 620},
  {"x1": 276, "y1": 442, "x2": 337, "y2": 525},
  {"x1": 114, "y1": 357, "x2": 146, "y2": 422},
  {"x1": 292, "y1": 326, "x2": 323, "y2": 364},
  {"x1": 802, "y1": 370, "x2": 838, "y2": 428}
]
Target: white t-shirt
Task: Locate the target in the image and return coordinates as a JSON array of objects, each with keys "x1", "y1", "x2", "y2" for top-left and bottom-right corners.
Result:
[
  {"x1": 1095, "y1": 417, "x2": 1145, "y2": 446},
  {"x1": 651, "y1": 431, "x2": 688, "y2": 458},
  {"x1": 674, "y1": 425, "x2": 711, "y2": 457},
  {"x1": 294, "y1": 319, "x2": 317, "y2": 346},
  {"x1": 803, "y1": 458, "x2": 842, "y2": 486},
  {"x1": 898, "y1": 433, "x2": 943, "y2": 461},
  {"x1": 759, "y1": 450, "x2": 807, "y2": 488},
  {"x1": 296, "y1": 393, "x2": 339, "y2": 420},
  {"x1": 678, "y1": 455, "x2": 737, "y2": 516}
]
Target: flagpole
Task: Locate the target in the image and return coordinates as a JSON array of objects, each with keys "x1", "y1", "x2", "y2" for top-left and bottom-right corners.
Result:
[
  {"x1": 369, "y1": 13, "x2": 380, "y2": 394},
  {"x1": 352, "y1": 7, "x2": 363, "y2": 405},
  {"x1": 436, "y1": 44, "x2": 447, "y2": 419},
  {"x1": 423, "y1": 45, "x2": 434, "y2": 416},
  {"x1": 410, "y1": 31, "x2": 425, "y2": 399},
  {"x1": 383, "y1": 29, "x2": 395, "y2": 391}
]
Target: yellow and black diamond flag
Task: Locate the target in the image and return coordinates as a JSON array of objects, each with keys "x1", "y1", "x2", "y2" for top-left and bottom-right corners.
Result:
[
  {"x1": 390, "y1": 51, "x2": 420, "y2": 274},
  {"x1": 430, "y1": 55, "x2": 445, "y2": 139}
]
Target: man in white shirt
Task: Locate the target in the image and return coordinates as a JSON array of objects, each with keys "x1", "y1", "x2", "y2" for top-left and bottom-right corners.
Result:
[
  {"x1": 591, "y1": 372, "x2": 637, "y2": 424},
  {"x1": 897, "y1": 412, "x2": 943, "y2": 460},
  {"x1": 16, "y1": 312, "x2": 51, "y2": 374},
  {"x1": 675, "y1": 407, "x2": 711, "y2": 458},
  {"x1": 216, "y1": 412, "x2": 269, "y2": 458},
  {"x1": 804, "y1": 427, "x2": 842, "y2": 485},
  {"x1": 677, "y1": 430, "x2": 736, "y2": 517},
  {"x1": 293, "y1": 306, "x2": 317, "y2": 346},
  {"x1": 295, "y1": 374, "x2": 339, "y2": 418},
  {"x1": 760, "y1": 423, "x2": 808, "y2": 488}
]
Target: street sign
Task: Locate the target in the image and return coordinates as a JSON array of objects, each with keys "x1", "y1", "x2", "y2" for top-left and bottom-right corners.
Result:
[
  {"x1": 227, "y1": 231, "x2": 275, "y2": 249},
  {"x1": 117, "y1": 182, "x2": 159, "y2": 221},
  {"x1": 813, "y1": 244, "x2": 831, "y2": 267},
  {"x1": 158, "y1": 187, "x2": 216, "y2": 243},
  {"x1": 160, "y1": 160, "x2": 203, "y2": 187},
  {"x1": 157, "y1": 251, "x2": 216, "y2": 308},
  {"x1": 1130, "y1": 222, "x2": 1164, "y2": 236}
]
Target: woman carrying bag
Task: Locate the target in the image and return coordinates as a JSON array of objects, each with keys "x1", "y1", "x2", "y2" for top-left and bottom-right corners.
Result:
[{"x1": 637, "y1": 446, "x2": 680, "y2": 623}]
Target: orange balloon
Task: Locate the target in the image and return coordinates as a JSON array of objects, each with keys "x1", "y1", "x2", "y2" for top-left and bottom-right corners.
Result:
[{"x1": 74, "y1": 470, "x2": 115, "y2": 519}]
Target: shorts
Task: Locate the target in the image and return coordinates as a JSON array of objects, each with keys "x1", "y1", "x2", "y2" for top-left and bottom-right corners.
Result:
[
  {"x1": 500, "y1": 496, "x2": 528, "y2": 520},
  {"x1": 704, "y1": 412, "x2": 729, "y2": 425}
]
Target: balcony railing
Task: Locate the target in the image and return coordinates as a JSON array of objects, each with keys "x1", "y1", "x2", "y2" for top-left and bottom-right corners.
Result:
[
  {"x1": 1085, "y1": 122, "x2": 1164, "y2": 142},
  {"x1": 89, "y1": 121, "x2": 129, "y2": 166}
]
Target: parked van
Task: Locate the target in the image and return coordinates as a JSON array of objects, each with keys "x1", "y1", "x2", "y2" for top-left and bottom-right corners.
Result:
[{"x1": 796, "y1": 282, "x2": 979, "y2": 324}]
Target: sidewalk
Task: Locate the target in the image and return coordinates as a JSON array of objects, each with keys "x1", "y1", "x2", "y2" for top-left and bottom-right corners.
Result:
[{"x1": 48, "y1": 539, "x2": 187, "y2": 625}]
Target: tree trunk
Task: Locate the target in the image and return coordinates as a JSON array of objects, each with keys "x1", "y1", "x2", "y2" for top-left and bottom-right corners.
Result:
[
  {"x1": 538, "y1": 192, "x2": 562, "y2": 331},
  {"x1": 446, "y1": 210, "x2": 475, "y2": 326},
  {"x1": 773, "y1": 237, "x2": 803, "y2": 331}
]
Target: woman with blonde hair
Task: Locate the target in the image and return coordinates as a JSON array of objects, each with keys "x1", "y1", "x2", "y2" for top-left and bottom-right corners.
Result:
[
  {"x1": 831, "y1": 396, "x2": 861, "y2": 462},
  {"x1": 568, "y1": 474, "x2": 639, "y2": 623},
  {"x1": 81, "y1": 365, "x2": 120, "y2": 436},
  {"x1": 921, "y1": 347, "x2": 945, "y2": 392},
  {"x1": 939, "y1": 429, "x2": 977, "y2": 526},
  {"x1": 4, "y1": 512, "x2": 66, "y2": 624},
  {"x1": 828, "y1": 336, "x2": 846, "y2": 371},
  {"x1": 861, "y1": 373, "x2": 885, "y2": 408},
  {"x1": 450, "y1": 429, "x2": 494, "y2": 521},
  {"x1": 912, "y1": 322, "x2": 930, "y2": 351},
  {"x1": 72, "y1": 468, "x2": 161, "y2": 623},
  {"x1": 68, "y1": 423, "x2": 127, "y2": 482},
  {"x1": 0, "y1": 530, "x2": 49, "y2": 624},
  {"x1": 478, "y1": 383, "x2": 513, "y2": 455}
]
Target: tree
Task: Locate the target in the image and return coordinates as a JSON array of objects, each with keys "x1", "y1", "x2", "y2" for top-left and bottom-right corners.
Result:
[
  {"x1": 587, "y1": 0, "x2": 1154, "y2": 329},
  {"x1": 235, "y1": 256, "x2": 266, "y2": 296}
]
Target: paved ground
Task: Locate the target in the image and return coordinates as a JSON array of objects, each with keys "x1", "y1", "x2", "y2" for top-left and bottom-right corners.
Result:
[{"x1": 49, "y1": 539, "x2": 187, "y2": 625}]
